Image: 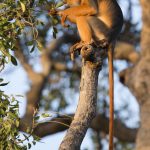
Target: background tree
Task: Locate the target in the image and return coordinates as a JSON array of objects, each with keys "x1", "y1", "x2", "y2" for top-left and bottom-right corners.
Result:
[{"x1": 0, "y1": 0, "x2": 150, "y2": 149}]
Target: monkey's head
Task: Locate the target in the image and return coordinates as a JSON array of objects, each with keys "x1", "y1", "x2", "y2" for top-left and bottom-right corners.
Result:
[{"x1": 64, "y1": 0, "x2": 81, "y2": 6}]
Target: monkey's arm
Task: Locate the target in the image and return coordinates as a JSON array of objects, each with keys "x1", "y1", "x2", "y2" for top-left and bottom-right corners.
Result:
[
  {"x1": 60, "y1": 5, "x2": 97, "y2": 15},
  {"x1": 59, "y1": 5, "x2": 97, "y2": 24}
]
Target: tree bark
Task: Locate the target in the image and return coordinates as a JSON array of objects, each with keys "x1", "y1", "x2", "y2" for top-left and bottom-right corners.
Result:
[
  {"x1": 135, "y1": 1, "x2": 150, "y2": 149},
  {"x1": 31, "y1": 113, "x2": 137, "y2": 143},
  {"x1": 59, "y1": 49, "x2": 102, "y2": 149},
  {"x1": 119, "y1": 1, "x2": 150, "y2": 150}
]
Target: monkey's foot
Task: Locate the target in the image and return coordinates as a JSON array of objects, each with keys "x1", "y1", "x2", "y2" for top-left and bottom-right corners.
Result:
[
  {"x1": 70, "y1": 42, "x2": 85, "y2": 60},
  {"x1": 80, "y1": 44, "x2": 94, "y2": 61},
  {"x1": 95, "y1": 39, "x2": 109, "y2": 49},
  {"x1": 70, "y1": 41, "x2": 95, "y2": 60}
]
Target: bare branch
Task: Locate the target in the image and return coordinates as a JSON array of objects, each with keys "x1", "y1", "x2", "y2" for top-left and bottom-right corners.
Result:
[
  {"x1": 19, "y1": 114, "x2": 137, "y2": 143},
  {"x1": 15, "y1": 40, "x2": 52, "y2": 124},
  {"x1": 15, "y1": 40, "x2": 38, "y2": 81},
  {"x1": 114, "y1": 42, "x2": 140, "y2": 64},
  {"x1": 51, "y1": 62, "x2": 81, "y2": 74}
]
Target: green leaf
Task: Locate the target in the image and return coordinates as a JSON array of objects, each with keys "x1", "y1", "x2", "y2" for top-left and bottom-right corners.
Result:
[
  {"x1": 26, "y1": 127, "x2": 31, "y2": 133},
  {"x1": 15, "y1": 94, "x2": 24, "y2": 97},
  {"x1": 26, "y1": 41, "x2": 34, "y2": 46},
  {"x1": 53, "y1": 27, "x2": 58, "y2": 33},
  {"x1": 36, "y1": 41, "x2": 43, "y2": 50},
  {"x1": 34, "y1": 116, "x2": 40, "y2": 120},
  {"x1": 30, "y1": 45, "x2": 36, "y2": 53},
  {"x1": 53, "y1": 31, "x2": 56, "y2": 39},
  {"x1": 0, "y1": 109, "x2": 5, "y2": 115},
  {"x1": 52, "y1": 18, "x2": 58, "y2": 25},
  {"x1": 11, "y1": 56, "x2": 18, "y2": 66},
  {"x1": 20, "y1": 2, "x2": 26, "y2": 12},
  {"x1": 41, "y1": 113, "x2": 51, "y2": 118},
  {"x1": 28, "y1": 143, "x2": 31, "y2": 149},
  {"x1": 23, "y1": 134, "x2": 29, "y2": 141},
  {"x1": 56, "y1": 1, "x2": 64, "y2": 8},
  {"x1": 0, "y1": 78, "x2": 4, "y2": 83},
  {"x1": 0, "y1": 3, "x2": 7, "y2": 9},
  {"x1": 9, "y1": 112, "x2": 17, "y2": 119},
  {"x1": 15, "y1": 120, "x2": 19, "y2": 127},
  {"x1": 32, "y1": 141, "x2": 36, "y2": 145},
  {"x1": 33, "y1": 135, "x2": 41, "y2": 141},
  {"x1": 0, "y1": 82, "x2": 9, "y2": 86}
]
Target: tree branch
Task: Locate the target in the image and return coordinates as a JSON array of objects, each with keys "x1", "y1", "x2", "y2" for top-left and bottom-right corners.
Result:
[
  {"x1": 15, "y1": 40, "x2": 38, "y2": 81},
  {"x1": 20, "y1": 114, "x2": 137, "y2": 143},
  {"x1": 58, "y1": 46, "x2": 103, "y2": 149},
  {"x1": 115, "y1": 42, "x2": 140, "y2": 64},
  {"x1": 15, "y1": 40, "x2": 52, "y2": 126}
]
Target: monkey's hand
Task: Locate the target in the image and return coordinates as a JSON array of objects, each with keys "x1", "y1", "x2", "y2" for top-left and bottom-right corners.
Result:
[
  {"x1": 61, "y1": 15, "x2": 70, "y2": 28},
  {"x1": 49, "y1": 9, "x2": 69, "y2": 28},
  {"x1": 49, "y1": 9, "x2": 58, "y2": 15},
  {"x1": 58, "y1": 11, "x2": 70, "y2": 28}
]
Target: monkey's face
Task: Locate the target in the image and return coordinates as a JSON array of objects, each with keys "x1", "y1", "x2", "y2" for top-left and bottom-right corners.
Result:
[{"x1": 65, "y1": 0, "x2": 81, "y2": 6}]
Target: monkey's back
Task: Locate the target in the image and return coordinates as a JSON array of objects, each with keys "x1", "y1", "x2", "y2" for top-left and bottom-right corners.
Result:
[{"x1": 98, "y1": 0, "x2": 123, "y2": 35}]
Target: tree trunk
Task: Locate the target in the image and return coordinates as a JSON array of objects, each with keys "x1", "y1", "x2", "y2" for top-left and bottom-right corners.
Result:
[
  {"x1": 59, "y1": 54, "x2": 102, "y2": 149},
  {"x1": 136, "y1": 1, "x2": 150, "y2": 149},
  {"x1": 120, "y1": 0, "x2": 150, "y2": 149}
]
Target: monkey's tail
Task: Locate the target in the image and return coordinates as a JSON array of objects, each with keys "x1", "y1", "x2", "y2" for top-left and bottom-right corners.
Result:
[{"x1": 108, "y1": 44, "x2": 114, "y2": 150}]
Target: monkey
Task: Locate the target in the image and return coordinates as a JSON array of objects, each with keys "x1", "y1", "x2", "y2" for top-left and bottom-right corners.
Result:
[
  {"x1": 59, "y1": 0, "x2": 123, "y2": 47},
  {"x1": 53, "y1": 1, "x2": 123, "y2": 150}
]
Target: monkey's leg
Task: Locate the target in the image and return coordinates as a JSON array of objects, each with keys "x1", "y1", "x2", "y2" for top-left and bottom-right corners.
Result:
[
  {"x1": 76, "y1": 16, "x2": 93, "y2": 44},
  {"x1": 70, "y1": 16, "x2": 93, "y2": 60},
  {"x1": 87, "y1": 16, "x2": 110, "y2": 48}
]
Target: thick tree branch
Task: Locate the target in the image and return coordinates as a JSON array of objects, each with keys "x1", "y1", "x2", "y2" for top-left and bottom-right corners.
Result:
[
  {"x1": 115, "y1": 42, "x2": 140, "y2": 64},
  {"x1": 118, "y1": 1, "x2": 150, "y2": 149},
  {"x1": 59, "y1": 47, "x2": 103, "y2": 150},
  {"x1": 20, "y1": 114, "x2": 137, "y2": 143},
  {"x1": 92, "y1": 114, "x2": 137, "y2": 143},
  {"x1": 51, "y1": 62, "x2": 81, "y2": 74},
  {"x1": 15, "y1": 40, "x2": 52, "y2": 126},
  {"x1": 15, "y1": 41, "x2": 38, "y2": 82}
]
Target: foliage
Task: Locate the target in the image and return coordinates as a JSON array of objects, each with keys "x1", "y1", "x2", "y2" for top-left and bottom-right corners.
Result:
[
  {"x1": 0, "y1": 0, "x2": 33, "y2": 65},
  {"x1": 0, "y1": 89, "x2": 32, "y2": 150},
  {"x1": 0, "y1": 1, "x2": 65, "y2": 149},
  {"x1": 0, "y1": 78, "x2": 47, "y2": 150},
  {"x1": 0, "y1": 0, "x2": 63, "y2": 66}
]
